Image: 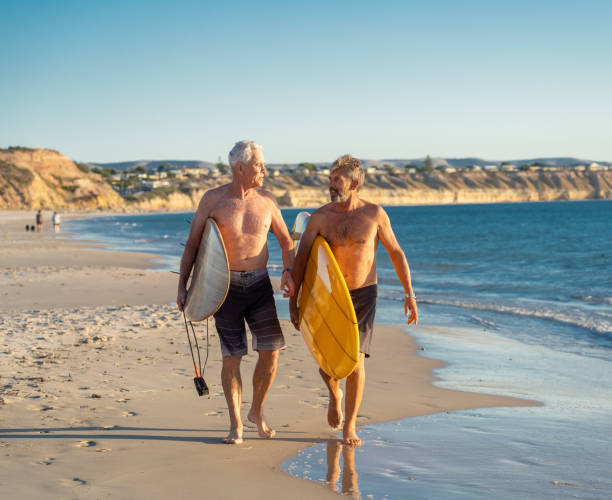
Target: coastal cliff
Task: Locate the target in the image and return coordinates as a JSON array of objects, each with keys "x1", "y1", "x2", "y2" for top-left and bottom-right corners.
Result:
[
  {"x1": 1, "y1": 148, "x2": 611, "y2": 211},
  {"x1": 122, "y1": 169, "x2": 612, "y2": 210},
  {"x1": 0, "y1": 148, "x2": 123, "y2": 210},
  {"x1": 269, "y1": 170, "x2": 612, "y2": 207}
]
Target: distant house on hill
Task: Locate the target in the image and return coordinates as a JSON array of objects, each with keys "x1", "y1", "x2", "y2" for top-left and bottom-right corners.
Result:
[
  {"x1": 441, "y1": 166, "x2": 456, "y2": 173},
  {"x1": 588, "y1": 163, "x2": 605, "y2": 171},
  {"x1": 500, "y1": 164, "x2": 517, "y2": 172},
  {"x1": 483, "y1": 165, "x2": 499, "y2": 172},
  {"x1": 141, "y1": 180, "x2": 170, "y2": 189},
  {"x1": 169, "y1": 169, "x2": 186, "y2": 179},
  {"x1": 185, "y1": 168, "x2": 208, "y2": 177}
]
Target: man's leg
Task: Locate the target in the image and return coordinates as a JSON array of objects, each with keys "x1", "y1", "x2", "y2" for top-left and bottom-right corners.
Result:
[
  {"x1": 326, "y1": 439, "x2": 342, "y2": 492},
  {"x1": 343, "y1": 353, "x2": 366, "y2": 447},
  {"x1": 221, "y1": 355, "x2": 243, "y2": 444},
  {"x1": 247, "y1": 349, "x2": 278, "y2": 438},
  {"x1": 319, "y1": 368, "x2": 343, "y2": 429},
  {"x1": 342, "y1": 444, "x2": 359, "y2": 496}
]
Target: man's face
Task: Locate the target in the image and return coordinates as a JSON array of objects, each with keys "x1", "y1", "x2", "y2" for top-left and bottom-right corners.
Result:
[
  {"x1": 242, "y1": 150, "x2": 266, "y2": 187},
  {"x1": 328, "y1": 168, "x2": 353, "y2": 203}
]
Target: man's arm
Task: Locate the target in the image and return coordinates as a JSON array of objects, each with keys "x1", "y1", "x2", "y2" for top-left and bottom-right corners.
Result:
[
  {"x1": 177, "y1": 194, "x2": 211, "y2": 311},
  {"x1": 377, "y1": 207, "x2": 418, "y2": 325},
  {"x1": 289, "y1": 212, "x2": 322, "y2": 328},
  {"x1": 268, "y1": 195, "x2": 295, "y2": 298}
]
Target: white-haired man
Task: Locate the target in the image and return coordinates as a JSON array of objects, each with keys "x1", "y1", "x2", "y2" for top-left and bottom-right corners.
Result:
[
  {"x1": 290, "y1": 154, "x2": 418, "y2": 447},
  {"x1": 178, "y1": 140, "x2": 295, "y2": 444}
]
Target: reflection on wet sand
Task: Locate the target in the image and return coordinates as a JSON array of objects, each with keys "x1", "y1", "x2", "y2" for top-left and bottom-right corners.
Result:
[{"x1": 326, "y1": 439, "x2": 360, "y2": 499}]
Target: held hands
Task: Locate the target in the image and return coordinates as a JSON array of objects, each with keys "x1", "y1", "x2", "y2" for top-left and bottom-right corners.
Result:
[{"x1": 405, "y1": 297, "x2": 418, "y2": 325}]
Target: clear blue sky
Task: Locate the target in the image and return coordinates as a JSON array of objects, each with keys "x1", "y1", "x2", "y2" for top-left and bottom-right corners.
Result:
[{"x1": 1, "y1": 0, "x2": 611, "y2": 163}]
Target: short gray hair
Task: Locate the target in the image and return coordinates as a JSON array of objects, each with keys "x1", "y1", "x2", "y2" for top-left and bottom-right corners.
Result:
[{"x1": 228, "y1": 140, "x2": 262, "y2": 169}]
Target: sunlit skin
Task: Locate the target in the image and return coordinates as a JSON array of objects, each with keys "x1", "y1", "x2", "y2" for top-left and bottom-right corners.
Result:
[
  {"x1": 290, "y1": 165, "x2": 417, "y2": 447},
  {"x1": 177, "y1": 148, "x2": 295, "y2": 444},
  {"x1": 326, "y1": 440, "x2": 360, "y2": 498}
]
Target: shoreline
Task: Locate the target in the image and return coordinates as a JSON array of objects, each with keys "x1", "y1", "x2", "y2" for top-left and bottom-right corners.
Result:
[
  {"x1": 0, "y1": 211, "x2": 537, "y2": 499},
  {"x1": 3, "y1": 197, "x2": 610, "y2": 218}
]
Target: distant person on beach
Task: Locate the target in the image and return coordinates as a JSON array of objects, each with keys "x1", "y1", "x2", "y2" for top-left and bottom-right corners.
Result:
[
  {"x1": 177, "y1": 140, "x2": 295, "y2": 445},
  {"x1": 52, "y1": 211, "x2": 61, "y2": 232},
  {"x1": 290, "y1": 154, "x2": 418, "y2": 447},
  {"x1": 35, "y1": 210, "x2": 43, "y2": 232}
]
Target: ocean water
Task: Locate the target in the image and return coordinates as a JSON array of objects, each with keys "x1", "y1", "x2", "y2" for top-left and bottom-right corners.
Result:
[{"x1": 65, "y1": 200, "x2": 612, "y2": 499}]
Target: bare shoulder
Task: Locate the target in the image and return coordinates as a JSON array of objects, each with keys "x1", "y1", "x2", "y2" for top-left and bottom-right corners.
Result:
[
  {"x1": 200, "y1": 184, "x2": 228, "y2": 205},
  {"x1": 256, "y1": 188, "x2": 279, "y2": 203},
  {"x1": 312, "y1": 202, "x2": 334, "y2": 218},
  {"x1": 310, "y1": 203, "x2": 333, "y2": 220},
  {"x1": 360, "y1": 199, "x2": 387, "y2": 220},
  {"x1": 310, "y1": 203, "x2": 334, "y2": 225}
]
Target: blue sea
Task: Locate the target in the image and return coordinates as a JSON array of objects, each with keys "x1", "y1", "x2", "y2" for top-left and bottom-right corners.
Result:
[{"x1": 65, "y1": 200, "x2": 612, "y2": 499}]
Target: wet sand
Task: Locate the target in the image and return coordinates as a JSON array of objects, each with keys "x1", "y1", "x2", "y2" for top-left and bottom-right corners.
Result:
[{"x1": 0, "y1": 211, "x2": 535, "y2": 499}]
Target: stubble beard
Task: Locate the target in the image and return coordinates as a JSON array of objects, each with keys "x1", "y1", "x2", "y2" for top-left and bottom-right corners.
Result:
[{"x1": 330, "y1": 189, "x2": 348, "y2": 203}]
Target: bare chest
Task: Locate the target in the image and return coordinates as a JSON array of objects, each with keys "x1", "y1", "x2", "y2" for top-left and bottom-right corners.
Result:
[
  {"x1": 211, "y1": 198, "x2": 271, "y2": 237},
  {"x1": 322, "y1": 211, "x2": 378, "y2": 247}
]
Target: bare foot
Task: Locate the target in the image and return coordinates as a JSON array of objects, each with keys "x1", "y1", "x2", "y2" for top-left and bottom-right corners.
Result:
[
  {"x1": 247, "y1": 410, "x2": 276, "y2": 438},
  {"x1": 222, "y1": 427, "x2": 243, "y2": 444},
  {"x1": 343, "y1": 426, "x2": 362, "y2": 447},
  {"x1": 328, "y1": 388, "x2": 343, "y2": 430}
]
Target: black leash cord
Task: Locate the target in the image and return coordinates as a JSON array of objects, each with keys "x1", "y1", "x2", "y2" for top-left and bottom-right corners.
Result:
[{"x1": 182, "y1": 311, "x2": 209, "y2": 378}]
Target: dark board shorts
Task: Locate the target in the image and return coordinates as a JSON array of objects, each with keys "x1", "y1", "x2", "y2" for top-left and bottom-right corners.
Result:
[
  {"x1": 213, "y1": 268, "x2": 285, "y2": 357},
  {"x1": 350, "y1": 284, "x2": 378, "y2": 358}
]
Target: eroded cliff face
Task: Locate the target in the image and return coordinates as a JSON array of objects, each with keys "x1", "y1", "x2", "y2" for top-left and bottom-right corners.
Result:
[
  {"x1": 264, "y1": 170, "x2": 612, "y2": 207},
  {"x1": 0, "y1": 148, "x2": 124, "y2": 210},
  {"x1": 2, "y1": 147, "x2": 610, "y2": 212}
]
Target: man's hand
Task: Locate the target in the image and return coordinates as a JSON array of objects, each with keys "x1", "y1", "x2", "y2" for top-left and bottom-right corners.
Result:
[
  {"x1": 405, "y1": 297, "x2": 418, "y2": 325},
  {"x1": 177, "y1": 286, "x2": 187, "y2": 312},
  {"x1": 289, "y1": 299, "x2": 299, "y2": 329},
  {"x1": 281, "y1": 271, "x2": 295, "y2": 298}
]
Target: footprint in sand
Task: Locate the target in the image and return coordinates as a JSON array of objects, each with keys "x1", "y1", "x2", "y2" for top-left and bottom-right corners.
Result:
[
  {"x1": 35, "y1": 457, "x2": 56, "y2": 466},
  {"x1": 65, "y1": 477, "x2": 87, "y2": 486},
  {"x1": 95, "y1": 448, "x2": 111, "y2": 453},
  {"x1": 76, "y1": 440, "x2": 96, "y2": 447},
  {"x1": 35, "y1": 405, "x2": 54, "y2": 412},
  {"x1": 115, "y1": 398, "x2": 130, "y2": 403},
  {"x1": 122, "y1": 411, "x2": 137, "y2": 417}
]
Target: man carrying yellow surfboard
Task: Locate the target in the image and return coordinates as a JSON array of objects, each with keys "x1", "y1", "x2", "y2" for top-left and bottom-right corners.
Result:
[
  {"x1": 290, "y1": 154, "x2": 418, "y2": 447},
  {"x1": 178, "y1": 140, "x2": 295, "y2": 445}
]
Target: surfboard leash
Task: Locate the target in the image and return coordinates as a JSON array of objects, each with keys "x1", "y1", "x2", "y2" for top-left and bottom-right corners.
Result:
[{"x1": 182, "y1": 311, "x2": 209, "y2": 396}]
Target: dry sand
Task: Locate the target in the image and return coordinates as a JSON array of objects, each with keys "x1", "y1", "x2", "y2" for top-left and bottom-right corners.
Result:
[{"x1": 0, "y1": 211, "x2": 535, "y2": 499}]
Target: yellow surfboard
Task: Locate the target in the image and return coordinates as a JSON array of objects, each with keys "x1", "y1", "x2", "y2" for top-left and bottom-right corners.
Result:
[{"x1": 294, "y1": 212, "x2": 359, "y2": 379}]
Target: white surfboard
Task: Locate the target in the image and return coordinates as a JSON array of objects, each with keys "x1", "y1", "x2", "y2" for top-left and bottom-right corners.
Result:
[
  {"x1": 291, "y1": 211, "x2": 311, "y2": 254},
  {"x1": 184, "y1": 218, "x2": 230, "y2": 322}
]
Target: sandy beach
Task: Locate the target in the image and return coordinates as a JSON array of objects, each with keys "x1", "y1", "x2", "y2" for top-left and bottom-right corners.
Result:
[{"x1": 0, "y1": 211, "x2": 535, "y2": 499}]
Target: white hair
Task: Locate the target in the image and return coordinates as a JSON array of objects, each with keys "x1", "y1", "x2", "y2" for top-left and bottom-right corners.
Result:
[{"x1": 228, "y1": 140, "x2": 262, "y2": 169}]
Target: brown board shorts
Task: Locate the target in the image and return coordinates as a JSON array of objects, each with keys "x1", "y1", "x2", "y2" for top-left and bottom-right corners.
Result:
[
  {"x1": 349, "y1": 284, "x2": 378, "y2": 357},
  {"x1": 213, "y1": 268, "x2": 285, "y2": 357}
]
